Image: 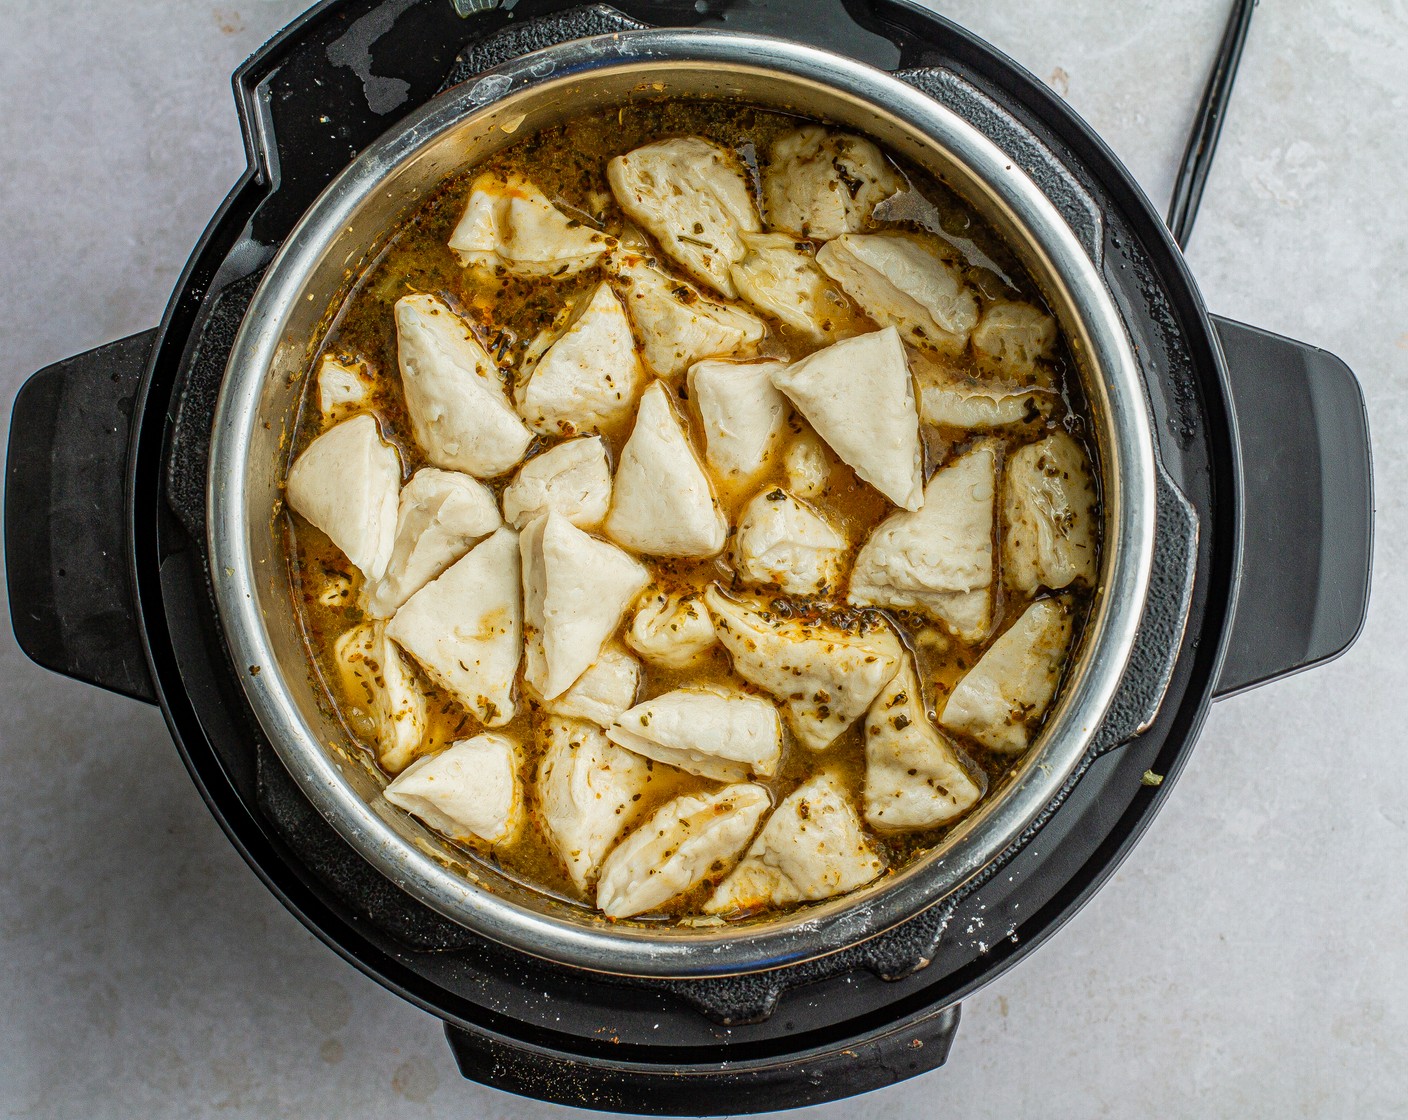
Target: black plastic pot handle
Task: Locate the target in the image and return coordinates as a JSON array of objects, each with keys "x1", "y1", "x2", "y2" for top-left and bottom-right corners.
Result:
[
  {"x1": 5, "y1": 331, "x2": 158, "y2": 704},
  {"x1": 444, "y1": 1002, "x2": 960, "y2": 1115},
  {"x1": 1211, "y1": 316, "x2": 1372, "y2": 698}
]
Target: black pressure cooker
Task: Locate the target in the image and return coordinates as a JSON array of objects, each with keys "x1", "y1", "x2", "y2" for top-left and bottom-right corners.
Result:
[{"x1": 4, "y1": 1, "x2": 1371, "y2": 1112}]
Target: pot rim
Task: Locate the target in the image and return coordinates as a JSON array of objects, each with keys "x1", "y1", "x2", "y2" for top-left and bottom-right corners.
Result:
[{"x1": 206, "y1": 27, "x2": 1156, "y2": 979}]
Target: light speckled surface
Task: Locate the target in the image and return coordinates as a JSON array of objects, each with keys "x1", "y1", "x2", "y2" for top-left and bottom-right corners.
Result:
[{"x1": 1, "y1": 1, "x2": 1404, "y2": 1116}]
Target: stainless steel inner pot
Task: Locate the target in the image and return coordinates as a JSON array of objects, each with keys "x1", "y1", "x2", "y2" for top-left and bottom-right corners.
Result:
[{"x1": 207, "y1": 29, "x2": 1156, "y2": 979}]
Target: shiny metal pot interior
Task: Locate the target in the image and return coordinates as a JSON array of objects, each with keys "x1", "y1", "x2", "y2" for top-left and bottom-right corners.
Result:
[{"x1": 207, "y1": 28, "x2": 1157, "y2": 978}]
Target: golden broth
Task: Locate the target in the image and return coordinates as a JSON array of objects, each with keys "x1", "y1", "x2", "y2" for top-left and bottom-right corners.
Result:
[{"x1": 283, "y1": 99, "x2": 1100, "y2": 920}]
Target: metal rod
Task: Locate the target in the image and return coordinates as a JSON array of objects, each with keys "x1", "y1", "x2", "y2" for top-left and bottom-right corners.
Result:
[{"x1": 1166, "y1": 0, "x2": 1258, "y2": 249}]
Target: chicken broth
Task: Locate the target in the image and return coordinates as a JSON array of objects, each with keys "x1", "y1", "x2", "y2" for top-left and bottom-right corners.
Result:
[{"x1": 283, "y1": 98, "x2": 1101, "y2": 924}]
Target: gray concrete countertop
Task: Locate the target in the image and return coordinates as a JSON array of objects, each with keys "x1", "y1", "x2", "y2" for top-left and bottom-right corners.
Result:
[{"x1": 1, "y1": 2, "x2": 1403, "y2": 1116}]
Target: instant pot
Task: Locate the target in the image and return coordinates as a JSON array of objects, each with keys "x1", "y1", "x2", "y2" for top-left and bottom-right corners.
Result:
[{"x1": 4, "y1": 0, "x2": 1372, "y2": 1112}]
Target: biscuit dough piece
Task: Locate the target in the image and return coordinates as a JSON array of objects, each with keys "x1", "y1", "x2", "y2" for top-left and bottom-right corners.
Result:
[
  {"x1": 604, "y1": 382, "x2": 728, "y2": 558},
  {"x1": 521, "y1": 512, "x2": 651, "y2": 700},
  {"x1": 386, "y1": 526, "x2": 522, "y2": 727},
  {"x1": 762, "y1": 127, "x2": 903, "y2": 240},
  {"x1": 610, "y1": 247, "x2": 766, "y2": 378},
  {"x1": 515, "y1": 283, "x2": 645, "y2": 437},
  {"x1": 607, "y1": 687, "x2": 783, "y2": 782},
  {"x1": 394, "y1": 293, "x2": 533, "y2": 477},
  {"x1": 940, "y1": 598, "x2": 1074, "y2": 754},
  {"x1": 848, "y1": 444, "x2": 996, "y2": 642},
  {"x1": 705, "y1": 588, "x2": 904, "y2": 751},
  {"x1": 596, "y1": 784, "x2": 771, "y2": 919},
  {"x1": 608, "y1": 137, "x2": 761, "y2": 297},
  {"x1": 707, "y1": 773, "x2": 884, "y2": 912},
  {"x1": 384, "y1": 733, "x2": 524, "y2": 845},
  {"x1": 769, "y1": 327, "x2": 923, "y2": 511},
  {"x1": 366, "y1": 468, "x2": 501, "y2": 618},
  {"x1": 1003, "y1": 432, "x2": 1099, "y2": 593},
  {"x1": 537, "y1": 718, "x2": 654, "y2": 892},
  {"x1": 501, "y1": 437, "x2": 614, "y2": 531},
  {"x1": 863, "y1": 660, "x2": 983, "y2": 830},
  {"x1": 333, "y1": 621, "x2": 429, "y2": 774},
  {"x1": 286, "y1": 413, "x2": 401, "y2": 582},
  {"x1": 448, "y1": 172, "x2": 607, "y2": 277},
  {"x1": 817, "y1": 232, "x2": 979, "y2": 356}
]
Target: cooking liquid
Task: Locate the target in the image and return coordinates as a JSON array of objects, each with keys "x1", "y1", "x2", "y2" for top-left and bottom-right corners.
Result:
[{"x1": 284, "y1": 100, "x2": 1100, "y2": 921}]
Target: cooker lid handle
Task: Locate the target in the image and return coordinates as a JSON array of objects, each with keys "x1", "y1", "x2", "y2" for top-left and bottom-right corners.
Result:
[
  {"x1": 1211, "y1": 316, "x2": 1373, "y2": 699},
  {"x1": 5, "y1": 331, "x2": 158, "y2": 704}
]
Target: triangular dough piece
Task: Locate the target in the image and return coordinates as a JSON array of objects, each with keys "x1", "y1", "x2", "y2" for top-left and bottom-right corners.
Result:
[
  {"x1": 734, "y1": 487, "x2": 846, "y2": 597},
  {"x1": 595, "y1": 784, "x2": 770, "y2": 919},
  {"x1": 784, "y1": 430, "x2": 834, "y2": 499},
  {"x1": 542, "y1": 643, "x2": 641, "y2": 728},
  {"x1": 610, "y1": 247, "x2": 765, "y2": 378},
  {"x1": 706, "y1": 773, "x2": 884, "y2": 913},
  {"x1": 728, "y1": 232, "x2": 846, "y2": 342},
  {"x1": 608, "y1": 137, "x2": 760, "y2": 297},
  {"x1": 1003, "y1": 432, "x2": 1098, "y2": 593},
  {"x1": 913, "y1": 351, "x2": 1056, "y2": 430},
  {"x1": 447, "y1": 172, "x2": 607, "y2": 278},
  {"x1": 918, "y1": 380, "x2": 1055, "y2": 430},
  {"x1": 972, "y1": 300, "x2": 1058, "y2": 379},
  {"x1": 286, "y1": 413, "x2": 400, "y2": 581},
  {"x1": 762, "y1": 127, "x2": 904, "y2": 241},
  {"x1": 537, "y1": 717, "x2": 655, "y2": 893},
  {"x1": 625, "y1": 590, "x2": 716, "y2": 669},
  {"x1": 848, "y1": 443, "x2": 996, "y2": 642},
  {"x1": 366, "y1": 468, "x2": 501, "y2": 617},
  {"x1": 607, "y1": 686, "x2": 783, "y2": 782},
  {"x1": 863, "y1": 660, "x2": 983, "y2": 830},
  {"x1": 704, "y1": 587, "x2": 903, "y2": 751},
  {"x1": 394, "y1": 293, "x2": 533, "y2": 477},
  {"x1": 603, "y1": 382, "x2": 728, "y2": 558},
  {"x1": 769, "y1": 327, "x2": 923, "y2": 510},
  {"x1": 333, "y1": 621, "x2": 428, "y2": 774},
  {"x1": 384, "y1": 733, "x2": 524, "y2": 845},
  {"x1": 687, "y1": 359, "x2": 788, "y2": 484},
  {"x1": 515, "y1": 283, "x2": 645, "y2": 436},
  {"x1": 940, "y1": 597, "x2": 1073, "y2": 754},
  {"x1": 501, "y1": 436, "x2": 613, "y2": 530},
  {"x1": 816, "y1": 232, "x2": 979, "y2": 356},
  {"x1": 317, "y1": 355, "x2": 373, "y2": 421},
  {"x1": 521, "y1": 512, "x2": 650, "y2": 700},
  {"x1": 385, "y1": 526, "x2": 521, "y2": 727}
]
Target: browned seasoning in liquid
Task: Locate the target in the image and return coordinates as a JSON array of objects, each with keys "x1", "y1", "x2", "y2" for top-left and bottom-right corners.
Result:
[{"x1": 283, "y1": 99, "x2": 1101, "y2": 921}]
